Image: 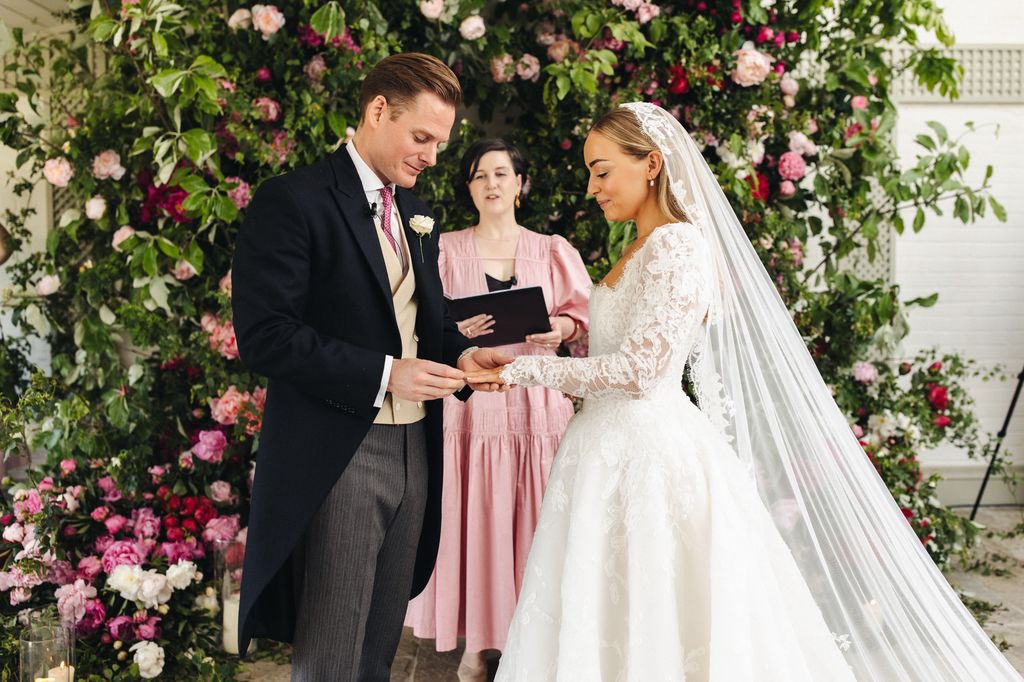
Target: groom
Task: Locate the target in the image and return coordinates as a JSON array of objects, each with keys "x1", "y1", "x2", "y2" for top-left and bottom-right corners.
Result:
[{"x1": 232, "y1": 53, "x2": 509, "y2": 680}]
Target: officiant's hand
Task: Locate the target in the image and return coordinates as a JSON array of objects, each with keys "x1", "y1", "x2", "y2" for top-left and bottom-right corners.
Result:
[
  {"x1": 388, "y1": 359, "x2": 467, "y2": 402},
  {"x1": 457, "y1": 314, "x2": 494, "y2": 340},
  {"x1": 526, "y1": 316, "x2": 569, "y2": 350},
  {"x1": 458, "y1": 347, "x2": 513, "y2": 392}
]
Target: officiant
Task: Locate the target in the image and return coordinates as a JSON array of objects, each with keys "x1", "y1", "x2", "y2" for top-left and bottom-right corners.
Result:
[{"x1": 403, "y1": 138, "x2": 591, "y2": 681}]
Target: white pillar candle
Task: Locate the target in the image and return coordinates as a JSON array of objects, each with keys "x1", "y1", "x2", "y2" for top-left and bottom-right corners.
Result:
[
  {"x1": 47, "y1": 662, "x2": 74, "y2": 682},
  {"x1": 222, "y1": 593, "x2": 241, "y2": 655}
]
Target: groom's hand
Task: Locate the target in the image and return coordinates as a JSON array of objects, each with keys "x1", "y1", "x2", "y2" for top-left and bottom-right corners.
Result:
[
  {"x1": 388, "y1": 359, "x2": 466, "y2": 402},
  {"x1": 458, "y1": 348, "x2": 514, "y2": 393}
]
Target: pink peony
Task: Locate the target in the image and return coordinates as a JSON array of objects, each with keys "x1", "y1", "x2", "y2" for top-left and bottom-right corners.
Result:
[
  {"x1": 90, "y1": 507, "x2": 109, "y2": 522},
  {"x1": 516, "y1": 54, "x2": 541, "y2": 82},
  {"x1": 97, "y1": 475, "x2": 122, "y2": 502},
  {"x1": 2, "y1": 522, "x2": 25, "y2": 544},
  {"x1": 172, "y1": 259, "x2": 197, "y2": 281},
  {"x1": 777, "y1": 151, "x2": 807, "y2": 181},
  {"x1": 178, "y1": 451, "x2": 194, "y2": 469},
  {"x1": 192, "y1": 429, "x2": 228, "y2": 462},
  {"x1": 778, "y1": 180, "x2": 796, "y2": 197},
  {"x1": 77, "y1": 598, "x2": 106, "y2": 636},
  {"x1": 77, "y1": 556, "x2": 103, "y2": 582},
  {"x1": 137, "y1": 615, "x2": 162, "y2": 641},
  {"x1": 107, "y1": 615, "x2": 136, "y2": 641},
  {"x1": 200, "y1": 312, "x2": 219, "y2": 333},
  {"x1": 251, "y1": 4, "x2": 286, "y2": 40},
  {"x1": 55, "y1": 579, "x2": 97, "y2": 625},
  {"x1": 92, "y1": 150, "x2": 126, "y2": 181},
  {"x1": 211, "y1": 386, "x2": 246, "y2": 425},
  {"x1": 459, "y1": 15, "x2": 486, "y2": 40},
  {"x1": 215, "y1": 321, "x2": 239, "y2": 359},
  {"x1": 111, "y1": 225, "x2": 136, "y2": 253},
  {"x1": 209, "y1": 481, "x2": 234, "y2": 503},
  {"x1": 19, "y1": 489, "x2": 43, "y2": 516},
  {"x1": 158, "y1": 538, "x2": 201, "y2": 563},
  {"x1": 132, "y1": 508, "x2": 161, "y2": 539},
  {"x1": 101, "y1": 540, "x2": 144, "y2": 574},
  {"x1": 35, "y1": 274, "x2": 60, "y2": 296},
  {"x1": 788, "y1": 130, "x2": 817, "y2": 156},
  {"x1": 94, "y1": 535, "x2": 114, "y2": 554},
  {"x1": 60, "y1": 458, "x2": 77, "y2": 476},
  {"x1": 851, "y1": 95, "x2": 869, "y2": 110},
  {"x1": 227, "y1": 8, "x2": 251, "y2": 29},
  {"x1": 252, "y1": 97, "x2": 281, "y2": 122},
  {"x1": 852, "y1": 361, "x2": 878, "y2": 384},
  {"x1": 490, "y1": 54, "x2": 514, "y2": 83},
  {"x1": 420, "y1": 0, "x2": 443, "y2": 18},
  {"x1": 202, "y1": 514, "x2": 241, "y2": 544},
  {"x1": 104, "y1": 514, "x2": 128, "y2": 535},
  {"x1": 732, "y1": 42, "x2": 773, "y2": 87},
  {"x1": 43, "y1": 157, "x2": 75, "y2": 187}
]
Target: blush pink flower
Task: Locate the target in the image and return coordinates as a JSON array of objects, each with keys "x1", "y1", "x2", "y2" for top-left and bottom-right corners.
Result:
[
  {"x1": 43, "y1": 157, "x2": 75, "y2": 187},
  {"x1": 778, "y1": 180, "x2": 796, "y2": 197},
  {"x1": 777, "y1": 151, "x2": 807, "y2": 181},
  {"x1": 211, "y1": 386, "x2": 247, "y2": 425},
  {"x1": 92, "y1": 150, "x2": 126, "y2": 181},
  {"x1": 459, "y1": 15, "x2": 486, "y2": 40},
  {"x1": 60, "y1": 458, "x2": 77, "y2": 476},
  {"x1": 305, "y1": 54, "x2": 327, "y2": 82},
  {"x1": 111, "y1": 225, "x2": 136, "y2": 253},
  {"x1": 77, "y1": 556, "x2": 103, "y2": 582},
  {"x1": 209, "y1": 481, "x2": 234, "y2": 503},
  {"x1": 55, "y1": 579, "x2": 97, "y2": 625},
  {"x1": 636, "y1": 2, "x2": 660, "y2": 23},
  {"x1": 516, "y1": 54, "x2": 541, "y2": 82},
  {"x1": 225, "y1": 177, "x2": 251, "y2": 209},
  {"x1": 172, "y1": 260, "x2": 197, "y2": 281},
  {"x1": 132, "y1": 508, "x2": 161, "y2": 539},
  {"x1": 251, "y1": 4, "x2": 286, "y2": 40},
  {"x1": 851, "y1": 95, "x2": 869, "y2": 110},
  {"x1": 732, "y1": 42, "x2": 773, "y2": 87},
  {"x1": 104, "y1": 514, "x2": 128, "y2": 535},
  {"x1": 35, "y1": 275, "x2": 60, "y2": 297},
  {"x1": 97, "y1": 475, "x2": 122, "y2": 502},
  {"x1": 252, "y1": 97, "x2": 281, "y2": 123},
  {"x1": 227, "y1": 8, "x2": 251, "y2": 29},
  {"x1": 490, "y1": 54, "x2": 514, "y2": 83},
  {"x1": 192, "y1": 429, "x2": 228, "y2": 463},
  {"x1": 419, "y1": 0, "x2": 443, "y2": 19},
  {"x1": 202, "y1": 514, "x2": 241, "y2": 544},
  {"x1": 219, "y1": 270, "x2": 233, "y2": 297},
  {"x1": 101, "y1": 540, "x2": 145, "y2": 574},
  {"x1": 852, "y1": 360, "x2": 879, "y2": 384}
]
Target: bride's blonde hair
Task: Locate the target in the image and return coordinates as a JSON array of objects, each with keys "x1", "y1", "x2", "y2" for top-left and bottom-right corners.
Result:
[{"x1": 590, "y1": 107, "x2": 688, "y2": 224}]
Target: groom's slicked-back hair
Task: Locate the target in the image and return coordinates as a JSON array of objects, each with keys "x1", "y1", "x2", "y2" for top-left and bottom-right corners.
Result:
[{"x1": 359, "y1": 53, "x2": 462, "y2": 122}]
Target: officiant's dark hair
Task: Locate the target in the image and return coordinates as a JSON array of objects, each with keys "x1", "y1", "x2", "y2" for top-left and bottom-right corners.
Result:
[
  {"x1": 359, "y1": 53, "x2": 462, "y2": 122},
  {"x1": 457, "y1": 138, "x2": 527, "y2": 210}
]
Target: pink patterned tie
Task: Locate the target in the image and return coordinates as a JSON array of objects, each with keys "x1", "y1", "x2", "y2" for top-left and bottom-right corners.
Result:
[{"x1": 377, "y1": 185, "x2": 400, "y2": 258}]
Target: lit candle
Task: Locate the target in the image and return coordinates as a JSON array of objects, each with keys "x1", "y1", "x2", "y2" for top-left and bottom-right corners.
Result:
[
  {"x1": 34, "y1": 677, "x2": 55, "y2": 682},
  {"x1": 48, "y1": 661, "x2": 74, "y2": 682}
]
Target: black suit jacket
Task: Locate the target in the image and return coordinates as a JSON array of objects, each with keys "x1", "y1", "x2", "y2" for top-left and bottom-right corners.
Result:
[{"x1": 231, "y1": 146, "x2": 473, "y2": 654}]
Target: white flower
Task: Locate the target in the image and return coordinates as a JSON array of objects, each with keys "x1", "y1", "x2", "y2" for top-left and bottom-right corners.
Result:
[
  {"x1": 85, "y1": 195, "x2": 107, "y2": 220},
  {"x1": 34, "y1": 275, "x2": 60, "y2": 297},
  {"x1": 130, "y1": 641, "x2": 165, "y2": 679},
  {"x1": 107, "y1": 564, "x2": 143, "y2": 602},
  {"x1": 2, "y1": 523, "x2": 24, "y2": 544},
  {"x1": 780, "y1": 76, "x2": 800, "y2": 96},
  {"x1": 251, "y1": 4, "x2": 286, "y2": 40},
  {"x1": 459, "y1": 14, "x2": 486, "y2": 40},
  {"x1": 91, "y1": 150, "x2": 126, "y2": 181},
  {"x1": 409, "y1": 215, "x2": 435, "y2": 236},
  {"x1": 731, "y1": 41, "x2": 773, "y2": 87},
  {"x1": 227, "y1": 8, "x2": 251, "y2": 29},
  {"x1": 194, "y1": 586, "x2": 220, "y2": 614},
  {"x1": 419, "y1": 0, "x2": 444, "y2": 19},
  {"x1": 43, "y1": 157, "x2": 74, "y2": 187},
  {"x1": 137, "y1": 570, "x2": 173, "y2": 608},
  {"x1": 165, "y1": 560, "x2": 197, "y2": 590},
  {"x1": 788, "y1": 131, "x2": 817, "y2": 156},
  {"x1": 746, "y1": 140, "x2": 765, "y2": 166}
]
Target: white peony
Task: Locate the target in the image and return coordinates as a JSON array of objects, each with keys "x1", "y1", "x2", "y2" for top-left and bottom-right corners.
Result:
[
  {"x1": 130, "y1": 641, "x2": 165, "y2": 679},
  {"x1": 136, "y1": 570, "x2": 173, "y2": 608},
  {"x1": 107, "y1": 564, "x2": 143, "y2": 602},
  {"x1": 458, "y1": 14, "x2": 485, "y2": 40},
  {"x1": 85, "y1": 195, "x2": 107, "y2": 220},
  {"x1": 165, "y1": 560, "x2": 197, "y2": 590}
]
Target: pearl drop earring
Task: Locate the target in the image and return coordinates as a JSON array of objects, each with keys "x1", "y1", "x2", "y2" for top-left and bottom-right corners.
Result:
[{"x1": 649, "y1": 178, "x2": 655, "y2": 187}]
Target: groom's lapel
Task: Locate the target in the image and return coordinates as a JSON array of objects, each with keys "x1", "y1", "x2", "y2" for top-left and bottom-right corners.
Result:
[
  {"x1": 326, "y1": 147, "x2": 393, "y2": 313},
  {"x1": 395, "y1": 188, "x2": 433, "y2": 299}
]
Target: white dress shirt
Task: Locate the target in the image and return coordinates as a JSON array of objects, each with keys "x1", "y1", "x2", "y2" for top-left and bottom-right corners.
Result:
[{"x1": 345, "y1": 142, "x2": 405, "y2": 408}]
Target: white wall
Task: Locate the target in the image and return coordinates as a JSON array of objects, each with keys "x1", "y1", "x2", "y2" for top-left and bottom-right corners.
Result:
[{"x1": 894, "y1": 0, "x2": 1024, "y2": 504}]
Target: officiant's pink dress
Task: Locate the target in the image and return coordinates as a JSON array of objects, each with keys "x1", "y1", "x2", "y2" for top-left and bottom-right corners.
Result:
[{"x1": 404, "y1": 227, "x2": 591, "y2": 652}]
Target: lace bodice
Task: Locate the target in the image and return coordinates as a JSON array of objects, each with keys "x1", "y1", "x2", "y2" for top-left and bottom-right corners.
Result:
[{"x1": 500, "y1": 222, "x2": 712, "y2": 400}]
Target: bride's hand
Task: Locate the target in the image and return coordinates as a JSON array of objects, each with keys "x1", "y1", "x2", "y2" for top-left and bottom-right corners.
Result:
[{"x1": 464, "y1": 368, "x2": 507, "y2": 385}]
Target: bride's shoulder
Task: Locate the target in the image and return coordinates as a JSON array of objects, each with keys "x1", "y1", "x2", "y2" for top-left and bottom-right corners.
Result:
[{"x1": 649, "y1": 221, "x2": 705, "y2": 249}]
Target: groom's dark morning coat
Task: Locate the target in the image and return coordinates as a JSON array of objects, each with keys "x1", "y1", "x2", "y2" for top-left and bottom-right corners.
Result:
[{"x1": 231, "y1": 147, "x2": 473, "y2": 655}]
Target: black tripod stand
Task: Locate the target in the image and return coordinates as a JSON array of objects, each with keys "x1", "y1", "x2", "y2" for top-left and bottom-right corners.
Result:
[{"x1": 969, "y1": 362, "x2": 1024, "y2": 521}]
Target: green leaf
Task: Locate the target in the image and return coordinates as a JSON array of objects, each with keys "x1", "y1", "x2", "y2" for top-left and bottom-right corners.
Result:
[
  {"x1": 310, "y1": 2, "x2": 346, "y2": 41},
  {"x1": 914, "y1": 134, "x2": 936, "y2": 151},
  {"x1": 925, "y1": 121, "x2": 948, "y2": 144},
  {"x1": 156, "y1": 238, "x2": 180, "y2": 259},
  {"x1": 152, "y1": 32, "x2": 168, "y2": 58},
  {"x1": 190, "y1": 55, "x2": 227, "y2": 79},
  {"x1": 181, "y1": 128, "x2": 215, "y2": 165},
  {"x1": 988, "y1": 196, "x2": 1007, "y2": 222},
  {"x1": 906, "y1": 293, "x2": 939, "y2": 308},
  {"x1": 912, "y1": 207, "x2": 926, "y2": 232},
  {"x1": 150, "y1": 69, "x2": 186, "y2": 97},
  {"x1": 142, "y1": 244, "x2": 159, "y2": 277}
]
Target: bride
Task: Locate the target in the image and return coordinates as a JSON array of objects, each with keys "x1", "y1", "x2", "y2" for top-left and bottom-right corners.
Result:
[{"x1": 467, "y1": 103, "x2": 1022, "y2": 681}]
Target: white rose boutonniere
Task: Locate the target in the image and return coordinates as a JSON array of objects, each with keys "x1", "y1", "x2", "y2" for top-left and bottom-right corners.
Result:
[{"x1": 409, "y1": 214, "x2": 435, "y2": 263}]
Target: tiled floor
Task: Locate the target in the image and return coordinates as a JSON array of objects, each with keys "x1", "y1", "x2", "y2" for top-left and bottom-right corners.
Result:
[{"x1": 241, "y1": 507, "x2": 1024, "y2": 681}]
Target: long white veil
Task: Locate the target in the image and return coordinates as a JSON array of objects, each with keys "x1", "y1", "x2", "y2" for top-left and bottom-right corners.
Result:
[{"x1": 620, "y1": 102, "x2": 1021, "y2": 681}]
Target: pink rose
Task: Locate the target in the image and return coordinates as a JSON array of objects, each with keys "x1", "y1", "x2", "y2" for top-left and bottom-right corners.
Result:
[
  {"x1": 305, "y1": 55, "x2": 327, "y2": 82},
  {"x1": 60, "y1": 458, "x2": 77, "y2": 476},
  {"x1": 55, "y1": 579, "x2": 97, "y2": 625},
  {"x1": 104, "y1": 514, "x2": 129, "y2": 535},
  {"x1": 172, "y1": 259, "x2": 197, "y2": 281},
  {"x1": 251, "y1": 4, "x2": 286, "y2": 40},
  {"x1": 215, "y1": 321, "x2": 239, "y2": 359},
  {"x1": 852, "y1": 361, "x2": 878, "y2": 384},
  {"x1": 779, "y1": 77, "x2": 799, "y2": 96},
  {"x1": 636, "y1": 2, "x2": 660, "y2": 24},
  {"x1": 227, "y1": 8, "x2": 251, "y2": 30},
  {"x1": 256, "y1": 66, "x2": 272, "y2": 83},
  {"x1": 179, "y1": 451, "x2": 194, "y2": 469},
  {"x1": 211, "y1": 386, "x2": 246, "y2": 425},
  {"x1": 43, "y1": 157, "x2": 74, "y2": 187},
  {"x1": 111, "y1": 225, "x2": 136, "y2": 253},
  {"x1": 731, "y1": 42, "x2": 773, "y2": 87},
  {"x1": 209, "y1": 481, "x2": 233, "y2": 503},
  {"x1": 92, "y1": 150, "x2": 126, "y2": 181},
  {"x1": 97, "y1": 475, "x2": 122, "y2": 502},
  {"x1": 200, "y1": 312, "x2": 219, "y2": 333},
  {"x1": 202, "y1": 514, "x2": 241, "y2": 544},
  {"x1": 101, "y1": 540, "x2": 145, "y2": 574},
  {"x1": 252, "y1": 97, "x2": 281, "y2": 123},
  {"x1": 778, "y1": 180, "x2": 796, "y2": 197},
  {"x1": 77, "y1": 556, "x2": 103, "y2": 582},
  {"x1": 419, "y1": 0, "x2": 443, "y2": 19},
  {"x1": 459, "y1": 15, "x2": 486, "y2": 40},
  {"x1": 490, "y1": 54, "x2": 514, "y2": 84},
  {"x1": 85, "y1": 195, "x2": 107, "y2": 219},
  {"x1": 851, "y1": 95, "x2": 869, "y2": 110},
  {"x1": 547, "y1": 38, "x2": 577, "y2": 64},
  {"x1": 192, "y1": 429, "x2": 228, "y2": 462},
  {"x1": 777, "y1": 151, "x2": 807, "y2": 181},
  {"x1": 516, "y1": 54, "x2": 541, "y2": 82},
  {"x1": 91, "y1": 507, "x2": 110, "y2": 522}
]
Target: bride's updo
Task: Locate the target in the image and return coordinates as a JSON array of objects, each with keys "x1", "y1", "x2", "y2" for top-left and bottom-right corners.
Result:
[{"x1": 590, "y1": 107, "x2": 688, "y2": 224}]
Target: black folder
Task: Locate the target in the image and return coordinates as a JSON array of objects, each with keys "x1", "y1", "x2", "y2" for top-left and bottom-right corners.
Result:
[{"x1": 445, "y1": 286, "x2": 551, "y2": 347}]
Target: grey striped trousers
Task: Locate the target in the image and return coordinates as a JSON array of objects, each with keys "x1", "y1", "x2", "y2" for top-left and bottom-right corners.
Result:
[{"x1": 291, "y1": 421, "x2": 428, "y2": 682}]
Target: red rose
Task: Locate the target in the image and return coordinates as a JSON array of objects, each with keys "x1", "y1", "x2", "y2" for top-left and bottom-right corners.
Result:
[
  {"x1": 929, "y1": 361, "x2": 943, "y2": 372},
  {"x1": 181, "y1": 518, "x2": 199, "y2": 534},
  {"x1": 155, "y1": 485, "x2": 171, "y2": 501},
  {"x1": 746, "y1": 172, "x2": 770, "y2": 202},
  {"x1": 194, "y1": 504, "x2": 217, "y2": 526},
  {"x1": 933, "y1": 415, "x2": 952, "y2": 429},
  {"x1": 927, "y1": 385, "x2": 949, "y2": 411},
  {"x1": 163, "y1": 516, "x2": 179, "y2": 528},
  {"x1": 167, "y1": 495, "x2": 181, "y2": 512},
  {"x1": 181, "y1": 496, "x2": 200, "y2": 516},
  {"x1": 166, "y1": 526, "x2": 185, "y2": 542},
  {"x1": 668, "y1": 65, "x2": 689, "y2": 94},
  {"x1": 901, "y1": 507, "x2": 914, "y2": 520}
]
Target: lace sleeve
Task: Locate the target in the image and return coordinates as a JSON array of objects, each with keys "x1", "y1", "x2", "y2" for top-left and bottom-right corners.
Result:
[{"x1": 500, "y1": 224, "x2": 710, "y2": 399}]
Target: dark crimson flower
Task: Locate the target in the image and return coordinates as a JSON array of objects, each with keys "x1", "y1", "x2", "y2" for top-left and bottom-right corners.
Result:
[
  {"x1": 668, "y1": 65, "x2": 689, "y2": 94},
  {"x1": 927, "y1": 385, "x2": 949, "y2": 411},
  {"x1": 933, "y1": 415, "x2": 952, "y2": 428},
  {"x1": 746, "y1": 172, "x2": 770, "y2": 202},
  {"x1": 181, "y1": 518, "x2": 199, "y2": 534},
  {"x1": 929, "y1": 361, "x2": 943, "y2": 372}
]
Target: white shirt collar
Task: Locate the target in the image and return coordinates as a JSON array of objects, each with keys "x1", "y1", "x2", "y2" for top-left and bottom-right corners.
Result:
[{"x1": 345, "y1": 141, "x2": 395, "y2": 196}]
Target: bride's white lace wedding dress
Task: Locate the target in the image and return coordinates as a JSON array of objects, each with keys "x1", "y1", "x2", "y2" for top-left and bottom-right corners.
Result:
[{"x1": 495, "y1": 222, "x2": 855, "y2": 681}]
